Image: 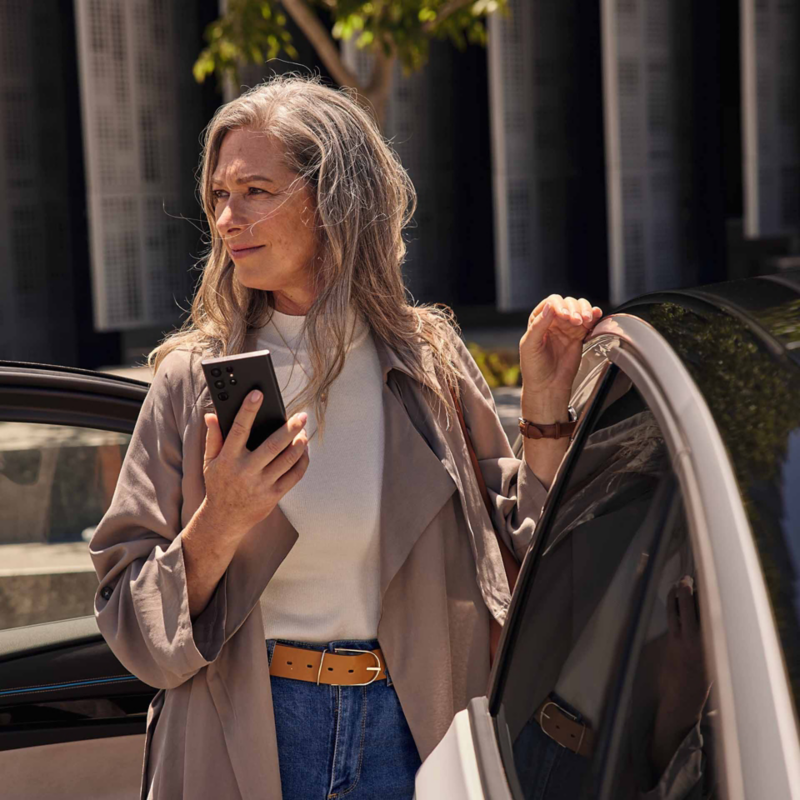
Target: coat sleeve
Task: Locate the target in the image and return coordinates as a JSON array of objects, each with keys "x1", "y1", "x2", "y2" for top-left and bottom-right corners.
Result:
[
  {"x1": 452, "y1": 335, "x2": 549, "y2": 562},
  {"x1": 89, "y1": 350, "x2": 229, "y2": 690}
]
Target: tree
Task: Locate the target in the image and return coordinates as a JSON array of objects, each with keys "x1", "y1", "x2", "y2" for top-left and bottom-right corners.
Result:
[{"x1": 193, "y1": 0, "x2": 507, "y2": 125}]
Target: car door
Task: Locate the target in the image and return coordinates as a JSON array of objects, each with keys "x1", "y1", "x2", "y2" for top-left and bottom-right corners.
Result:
[
  {"x1": 416, "y1": 312, "x2": 799, "y2": 800},
  {"x1": 0, "y1": 361, "x2": 156, "y2": 800}
]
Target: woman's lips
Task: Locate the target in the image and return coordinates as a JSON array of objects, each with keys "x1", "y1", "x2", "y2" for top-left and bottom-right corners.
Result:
[{"x1": 230, "y1": 245, "x2": 264, "y2": 258}]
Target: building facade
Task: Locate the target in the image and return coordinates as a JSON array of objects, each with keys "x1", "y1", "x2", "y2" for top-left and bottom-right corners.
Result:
[{"x1": 0, "y1": 0, "x2": 796, "y2": 367}]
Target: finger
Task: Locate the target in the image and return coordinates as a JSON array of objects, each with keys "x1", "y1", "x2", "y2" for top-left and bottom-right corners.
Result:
[
  {"x1": 523, "y1": 302, "x2": 556, "y2": 349},
  {"x1": 666, "y1": 585, "x2": 680, "y2": 638},
  {"x1": 577, "y1": 298, "x2": 594, "y2": 325},
  {"x1": 263, "y1": 429, "x2": 309, "y2": 482},
  {"x1": 677, "y1": 576, "x2": 699, "y2": 637},
  {"x1": 203, "y1": 413, "x2": 223, "y2": 466},
  {"x1": 563, "y1": 297, "x2": 584, "y2": 326},
  {"x1": 531, "y1": 293, "x2": 563, "y2": 318},
  {"x1": 223, "y1": 390, "x2": 263, "y2": 452},
  {"x1": 592, "y1": 306, "x2": 603, "y2": 319},
  {"x1": 273, "y1": 448, "x2": 310, "y2": 496},
  {"x1": 548, "y1": 294, "x2": 567, "y2": 321},
  {"x1": 252, "y1": 412, "x2": 308, "y2": 470}
]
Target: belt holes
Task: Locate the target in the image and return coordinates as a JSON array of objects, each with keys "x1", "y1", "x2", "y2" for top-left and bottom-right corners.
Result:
[
  {"x1": 348, "y1": 670, "x2": 354, "y2": 673},
  {"x1": 287, "y1": 661, "x2": 292, "y2": 665},
  {"x1": 307, "y1": 665, "x2": 312, "y2": 668},
  {"x1": 328, "y1": 667, "x2": 333, "y2": 671}
]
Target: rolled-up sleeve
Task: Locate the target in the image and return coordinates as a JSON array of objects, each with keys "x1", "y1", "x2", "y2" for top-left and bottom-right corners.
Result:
[
  {"x1": 453, "y1": 336, "x2": 549, "y2": 562},
  {"x1": 89, "y1": 351, "x2": 227, "y2": 690}
]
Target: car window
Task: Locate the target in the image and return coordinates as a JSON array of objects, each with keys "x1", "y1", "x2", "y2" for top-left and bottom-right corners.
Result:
[
  {"x1": 598, "y1": 499, "x2": 722, "y2": 799},
  {"x1": 0, "y1": 422, "x2": 130, "y2": 629},
  {"x1": 494, "y1": 366, "x2": 722, "y2": 799}
]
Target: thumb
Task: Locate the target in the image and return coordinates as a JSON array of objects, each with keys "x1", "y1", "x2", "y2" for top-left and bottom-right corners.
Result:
[
  {"x1": 203, "y1": 413, "x2": 223, "y2": 467},
  {"x1": 522, "y1": 302, "x2": 555, "y2": 352}
]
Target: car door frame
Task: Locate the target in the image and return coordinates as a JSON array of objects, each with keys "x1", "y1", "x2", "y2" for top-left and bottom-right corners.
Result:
[
  {"x1": 0, "y1": 361, "x2": 156, "y2": 752},
  {"x1": 461, "y1": 313, "x2": 800, "y2": 800}
]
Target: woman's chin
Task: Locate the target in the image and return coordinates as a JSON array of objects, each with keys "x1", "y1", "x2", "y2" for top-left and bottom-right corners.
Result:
[{"x1": 234, "y1": 264, "x2": 279, "y2": 293}]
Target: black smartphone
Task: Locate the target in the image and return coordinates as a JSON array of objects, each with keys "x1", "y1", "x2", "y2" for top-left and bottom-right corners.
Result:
[{"x1": 200, "y1": 350, "x2": 287, "y2": 452}]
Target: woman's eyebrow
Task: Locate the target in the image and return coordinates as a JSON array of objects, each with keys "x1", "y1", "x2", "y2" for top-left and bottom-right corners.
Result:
[{"x1": 211, "y1": 174, "x2": 275, "y2": 185}]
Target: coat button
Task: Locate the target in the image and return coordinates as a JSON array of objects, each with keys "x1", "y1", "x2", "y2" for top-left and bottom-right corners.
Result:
[{"x1": 100, "y1": 585, "x2": 113, "y2": 601}]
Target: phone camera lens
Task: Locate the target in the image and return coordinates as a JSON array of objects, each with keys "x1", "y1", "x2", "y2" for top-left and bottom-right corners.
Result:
[
  {"x1": 218, "y1": 392, "x2": 229, "y2": 401},
  {"x1": 229, "y1": 378, "x2": 237, "y2": 385},
  {"x1": 214, "y1": 380, "x2": 225, "y2": 389},
  {"x1": 211, "y1": 368, "x2": 222, "y2": 377},
  {"x1": 225, "y1": 366, "x2": 235, "y2": 373}
]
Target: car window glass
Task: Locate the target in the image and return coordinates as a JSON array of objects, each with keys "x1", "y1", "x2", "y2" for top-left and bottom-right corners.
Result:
[
  {"x1": 603, "y1": 501, "x2": 722, "y2": 799},
  {"x1": 0, "y1": 422, "x2": 130, "y2": 629},
  {"x1": 495, "y1": 368, "x2": 719, "y2": 799}
]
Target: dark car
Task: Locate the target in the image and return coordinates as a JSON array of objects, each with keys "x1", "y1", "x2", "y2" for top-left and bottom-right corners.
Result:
[{"x1": 1, "y1": 272, "x2": 799, "y2": 799}]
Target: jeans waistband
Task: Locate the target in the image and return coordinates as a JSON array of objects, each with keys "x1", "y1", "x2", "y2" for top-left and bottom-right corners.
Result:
[{"x1": 266, "y1": 637, "x2": 392, "y2": 686}]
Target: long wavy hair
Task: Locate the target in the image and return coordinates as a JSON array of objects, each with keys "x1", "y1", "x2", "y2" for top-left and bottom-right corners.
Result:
[{"x1": 147, "y1": 74, "x2": 463, "y2": 431}]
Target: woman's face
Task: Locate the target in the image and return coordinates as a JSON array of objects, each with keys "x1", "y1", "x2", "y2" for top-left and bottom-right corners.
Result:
[{"x1": 211, "y1": 127, "x2": 318, "y2": 315}]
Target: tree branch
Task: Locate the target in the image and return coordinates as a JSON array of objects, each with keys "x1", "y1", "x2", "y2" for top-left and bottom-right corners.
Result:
[
  {"x1": 422, "y1": 0, "x2": 476, "y2": 33},
  {"x1": 280, "y1": 0, "x2": 363, "y2": 90}
]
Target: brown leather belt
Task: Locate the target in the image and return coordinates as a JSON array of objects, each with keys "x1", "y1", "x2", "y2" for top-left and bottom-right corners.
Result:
[
  {"x1": 535, "y1": 699, "x2": 595, "y2": 757},
  {"x1": 269, "y1": 644, "x2": 387, "y2": 686}
]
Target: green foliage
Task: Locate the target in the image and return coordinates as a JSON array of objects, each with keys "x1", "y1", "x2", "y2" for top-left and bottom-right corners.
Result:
[
  {"x1": 466, "y1": 342, "x2": 520, "y2": 389},
  {"x1": 193, "y1": 0, "x2": 509, "y2": 88},
  {"x1": 194, "y1": 0, "x2": 298, "y2": 90}
]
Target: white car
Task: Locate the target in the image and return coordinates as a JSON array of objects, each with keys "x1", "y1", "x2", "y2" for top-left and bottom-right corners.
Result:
[{"x1": 416, "y1": 271, "x2": 800, "y2": 800}]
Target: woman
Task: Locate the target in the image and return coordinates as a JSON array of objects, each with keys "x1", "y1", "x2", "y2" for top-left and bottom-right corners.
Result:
[{"x1": 89, "y1": 74, "x2": 602, "y2": 800}]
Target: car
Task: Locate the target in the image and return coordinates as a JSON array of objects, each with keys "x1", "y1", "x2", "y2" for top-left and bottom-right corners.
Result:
[
  {"x1": 415, "y1": 269, "x2": 800, "y2": 799},
  {"x1": 0, "y1": 271, "x2": 798, "y2": 799}
]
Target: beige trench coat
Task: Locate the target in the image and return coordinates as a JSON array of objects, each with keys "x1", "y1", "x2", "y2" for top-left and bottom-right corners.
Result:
[{"x1": 89, "y1": 326, "x2": 547, "y2": 800}]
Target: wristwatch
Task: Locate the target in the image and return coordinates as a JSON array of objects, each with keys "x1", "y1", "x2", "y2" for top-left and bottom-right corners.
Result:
[{"x1": 518, "y1": 405, "x2": 578, "y2": 440}]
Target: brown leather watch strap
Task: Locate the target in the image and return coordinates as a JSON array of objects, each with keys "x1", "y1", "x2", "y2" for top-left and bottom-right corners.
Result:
[
  {"x1": 518, "y1": 418, "x2": 578, "y2": 440},
  {"x1": 269, "y1": 644, "x2": 387, "y2": 686},
  {"x1": 535, "y1": 700, "x2": 594, "y2": 757}
]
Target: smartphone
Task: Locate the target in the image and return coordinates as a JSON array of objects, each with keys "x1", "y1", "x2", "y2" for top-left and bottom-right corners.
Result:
[{"x1": 200, "y1": 350, "x2": 287, "y2": 452}]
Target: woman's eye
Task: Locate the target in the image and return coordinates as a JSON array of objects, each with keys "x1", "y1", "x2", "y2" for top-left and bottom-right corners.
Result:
[{"x1": 211, "y1": 188, "x2": 268, "y2": 201}]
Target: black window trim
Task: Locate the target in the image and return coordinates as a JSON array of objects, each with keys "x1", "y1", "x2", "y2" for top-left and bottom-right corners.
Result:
[{"x1": 0, "y1": 367, "x2": 146, "y2": 432}]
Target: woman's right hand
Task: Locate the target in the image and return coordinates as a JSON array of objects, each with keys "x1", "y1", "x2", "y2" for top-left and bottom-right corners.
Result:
[{"x1": 201, "y1": 389, "x2": 310, "y2": 537}]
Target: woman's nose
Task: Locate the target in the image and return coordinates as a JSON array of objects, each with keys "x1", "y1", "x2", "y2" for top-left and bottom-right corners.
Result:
[{"x1": 216, "y1": 195, "x2": 248, "y2": 234}]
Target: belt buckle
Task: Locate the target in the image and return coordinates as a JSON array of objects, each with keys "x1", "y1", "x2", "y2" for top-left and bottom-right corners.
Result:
[
  {"x1": 327, "y1": 647, "x2": 382, "y2": 687},
  {"x1": 538, "y1": 700, "x2": 587, "y2": 754}
]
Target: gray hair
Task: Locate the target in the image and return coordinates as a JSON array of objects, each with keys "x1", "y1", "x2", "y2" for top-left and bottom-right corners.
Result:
[{"x1": 148, "y1": 73, "x2": 463, "y2": 433}]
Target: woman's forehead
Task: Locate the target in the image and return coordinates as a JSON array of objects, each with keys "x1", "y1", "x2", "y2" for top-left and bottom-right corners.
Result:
[{"x1": 213, "y1": 128, "x2": 289, "y2": 181}]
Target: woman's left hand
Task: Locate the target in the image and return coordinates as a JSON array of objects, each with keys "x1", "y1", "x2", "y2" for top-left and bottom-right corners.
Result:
[{"x1": 519, "y1": 294, "x2": 603, "y2": 409}]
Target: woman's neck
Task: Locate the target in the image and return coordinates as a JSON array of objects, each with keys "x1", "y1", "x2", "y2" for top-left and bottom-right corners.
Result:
[{"x1": 273, "y1": 289, "x2": 313, "y2": 316}]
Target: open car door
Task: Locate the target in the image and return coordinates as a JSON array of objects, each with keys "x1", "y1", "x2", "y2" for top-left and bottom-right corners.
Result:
[{"x1": 0, "y1": 361, "x2": 156, "y2": 799}]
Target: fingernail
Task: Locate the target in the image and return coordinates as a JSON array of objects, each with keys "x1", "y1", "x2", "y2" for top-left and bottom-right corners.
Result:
[
  {"x1": 561, "y1": 307, "x2": 568, "y2": 315},
  {"x1": 250, "y1": 390, "x2": 262, "y2": 403},
  {"x1": 298, "y1": 412, "x2": 308, "y2": 424},
  {"x1": 543, "y1": 304, "x2": 553, "y2": 317}
]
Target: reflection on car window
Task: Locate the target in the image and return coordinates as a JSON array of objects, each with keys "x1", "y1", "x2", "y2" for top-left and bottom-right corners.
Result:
[
  {"x1": 496, "y1": 369, "x2": 719, "y2": 799},
  {"x1": 0, "y1": 422, "x2": 130, "y2": 629}
]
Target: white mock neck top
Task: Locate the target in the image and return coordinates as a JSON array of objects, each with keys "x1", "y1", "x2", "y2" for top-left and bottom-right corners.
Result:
[{"x1": 255, "y1": 308, "x2": 385, "y2": 643}]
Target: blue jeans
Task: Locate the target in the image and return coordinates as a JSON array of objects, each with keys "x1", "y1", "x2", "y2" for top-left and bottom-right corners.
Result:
[
  {"x1": 266, "y1": 637, "x2": 422, "y2": 800},
  {"x1": 512, "y1": 693, "x2": 592, "y2": 800}
]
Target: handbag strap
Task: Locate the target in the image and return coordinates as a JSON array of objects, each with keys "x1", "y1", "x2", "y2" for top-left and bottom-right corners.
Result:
[
  {"x1": 448, "y1": 387, "x2": 520, "y2": 584},
  {"x1": 449, "y1": 386, "x2": 493, "y2": 517}
]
